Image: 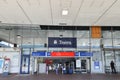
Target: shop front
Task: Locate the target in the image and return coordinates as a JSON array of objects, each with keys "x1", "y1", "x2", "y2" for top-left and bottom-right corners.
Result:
[{"x1": 31, "y1": 51, "x2": 93, "y2": 74}]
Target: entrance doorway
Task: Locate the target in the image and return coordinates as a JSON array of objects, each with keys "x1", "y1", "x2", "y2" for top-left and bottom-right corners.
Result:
[
  {"x1": 80, "y1": 58, "x2": 90, "y2": 73},
  {"x1": 35, "y1": 57, "x2": 75, "y2": 74},
  {"x1": 81, "y1": 60, "x2": 87, "y2": 71},
  {"x1": 20, "y1": 55, "x2": 30, "y2": 74},
  {"x1": 34, "y1": 57, "x2": 91, "y2": 74},
  {"x1": 47, "y1": 58, "x2": 75, "y2": 74}
]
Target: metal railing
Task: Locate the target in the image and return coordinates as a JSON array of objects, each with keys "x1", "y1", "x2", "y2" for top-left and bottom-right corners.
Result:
[{"x1": 105, "y1": 66, "x2": 120, "y2": 73}]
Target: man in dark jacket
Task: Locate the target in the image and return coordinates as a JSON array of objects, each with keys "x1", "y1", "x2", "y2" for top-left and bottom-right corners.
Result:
[{"x1": 110, "y1": 60, "x2": 116, "y2": 73}]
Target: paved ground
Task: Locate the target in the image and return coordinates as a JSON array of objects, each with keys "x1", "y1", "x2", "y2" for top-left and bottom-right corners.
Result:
[{"x1": 0, "y1": 73, "x2": 120, "y2": 80}]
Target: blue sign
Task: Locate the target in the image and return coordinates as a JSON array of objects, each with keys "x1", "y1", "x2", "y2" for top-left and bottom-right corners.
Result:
[
  {"x1": 48, "y1": 37, "x2": 77, "y2": 48},
  {"x1": 32, "y1": 51, "x2": 46, "y2": 56},
  {"x1": 47, "y1": 52, "x2": 51, "y2": 56},
  {"x1": 80, "y1": 51, "x2": 93, "y2": 57},
  {"x1": 94, "y1": 61, "x2": 100, "y2": 69},
  {"x1": 75, "y1": 52, "x2": 79, "y2": 56}
]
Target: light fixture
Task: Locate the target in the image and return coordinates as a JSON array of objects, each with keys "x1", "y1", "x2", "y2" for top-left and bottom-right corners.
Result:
[
  {"x1": 60, "y1": 34, "x2": 63, "y2": 38},
  {"x1": 17, "y1": 35, "x2": 21, "y2": 38},
  {"x1": 62, "y1": 9, "x2": 68, "y2": 15}
]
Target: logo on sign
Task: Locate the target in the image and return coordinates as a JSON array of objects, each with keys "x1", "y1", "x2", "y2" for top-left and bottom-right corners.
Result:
[{"x1": 54, "y1": 40, "x2": 57, "y2": 44}]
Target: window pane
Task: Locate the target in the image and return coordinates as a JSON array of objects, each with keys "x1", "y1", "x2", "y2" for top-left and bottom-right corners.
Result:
[
  {"x1": 102, "y1": 39, "x2": 113, "y2": 48},
  {"x1": 105, "y1": 51, "x2": 114, "y2": 66},
  {"x1": 77, "y1": 39, "x2": 90, "y2": 48},
  {"x1": 113, "y1": 39, "x2": 120, "y2": 47},
  {"x1": 113, "y1": 31, "x2": 120, "y2": 38},
  {"x1": 48, "y1": 30, "x2": 73, "y2": 37},
  {"x1": 115, "y1": 51, "x2": 120, "y2": 72},
  {"x1": 102, "y1": 31, "x2": 112, "y2": 38},
  {"x1": 91, "y1": 39, "x2": 100, "y2": 48},
  {"x1": 92, "y1": 49, "x2": 101, "y2": 61},
  {"x1": 76, "y1": 31, "x2": 90, "y2": 38}
]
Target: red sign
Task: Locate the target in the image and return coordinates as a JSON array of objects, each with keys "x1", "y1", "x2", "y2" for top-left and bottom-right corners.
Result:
[{"x1": 51, "y1": 51, "x2": 75, "y2": 57}]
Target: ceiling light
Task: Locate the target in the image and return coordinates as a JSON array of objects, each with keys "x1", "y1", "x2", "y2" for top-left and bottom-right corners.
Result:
[
  {"x1": 62, "y1": 9, "x2": 68, "y2": 15},
  {"x1": 17, "y1": 35, "x2": 21, "y2": 38},
  {"x1": 59, "y1": 35, "x2": 63, "y2": 38}
]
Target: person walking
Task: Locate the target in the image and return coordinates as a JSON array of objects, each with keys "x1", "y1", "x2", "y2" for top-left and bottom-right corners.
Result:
[{"x1": 110, "y1": 60, "x2": 116, "y2": 73}]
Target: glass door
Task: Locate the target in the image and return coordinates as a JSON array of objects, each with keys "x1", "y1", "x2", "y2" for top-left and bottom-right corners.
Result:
[
  {"x1": 20, "y1": 55, "x2": 30, "y2": 74},
  {"x1": 81, "y1": 59, "x2": 87, "y2": 71},
  {"x1": 81, "y1": 58, "x2": 90, "y2": 73}
]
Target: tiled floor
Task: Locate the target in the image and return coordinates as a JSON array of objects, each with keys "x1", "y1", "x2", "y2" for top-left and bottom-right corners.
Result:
[{"x1": 0, "y1": 73, "x2": 120, "y2": 80}]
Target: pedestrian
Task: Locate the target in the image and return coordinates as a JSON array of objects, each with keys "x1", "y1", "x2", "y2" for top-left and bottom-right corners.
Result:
[
  {"x1": 55, "y1": 67, "x2": 58, "y2": 75},
  {"x1": 110, "y1": 60, "x2": 116, "y2": 73}
]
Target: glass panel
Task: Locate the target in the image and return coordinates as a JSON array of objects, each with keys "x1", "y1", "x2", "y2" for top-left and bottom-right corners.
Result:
[
  {"x1": 102, "y1": 39, "x2": 113, "y2": 48},
  {"x1": 77, "y1": 39, "x2": 90, "y2": 48},
  {"x1": 62, "y1": 30, "x2": 74, "y2": 37},
  {"x1": 105, "y1": 51, "x2": 114, "y2": 66},
  {"x1": 92, "y1": 49, "x2": 101, "y2": 61},
  {"x1": 102, "y1": 31, "x2": 112, "y2": 38},
  {"x1": 48, "y1": 30, "x2": 73, "y2": 37},
  {"x1": 115, "y1": 51, "x2": 120, "y2": 72},
  {"x1": 76, "y1": 31, "x2": 90, "y2": 38},
  {"x1": 21, "y1": 56, "x2": 29, "y2": 73},
  {"x1": 104, "y1": 50, "x2": 115, "y2": 73},
  {"x1": 113, "y1": 39, "x2": 120, "y2": 47},
  {"x1": 81, "y1": 60, "x2": 87, "y2": 69},
  {"x1": 113, "y1": 31, "x2": 120, "y2": 38},
  {"x1": 91, "y1": 39, "x2": 100, "y2": 48},
  {"x1": 34, "y1": 37, "x2": 46, "y2": 45},
  {"x1": 22, "y1": 49, "x2": 30, "y2": 55}
]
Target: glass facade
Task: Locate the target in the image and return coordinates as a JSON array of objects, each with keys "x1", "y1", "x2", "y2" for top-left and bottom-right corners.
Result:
[
  {"x1": 0, "y1": 26, "x2": 120, "y2": 73},
  {"x1": 102, "y1": 27, "x2": 120, "y2": 73}
]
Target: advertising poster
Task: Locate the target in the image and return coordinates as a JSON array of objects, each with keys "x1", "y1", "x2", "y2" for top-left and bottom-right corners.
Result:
[
  {"x1": 0, "y1": 59, "x2": 4, "y2": 69},
  {"x1": 76, "y1": 60, "x2": 81, "y2": 68},
  {"x1": 0, "y1": 59, "x2": 4, "y2": 73},
  {"x1": 3, "y1": 59, "x2": 10, "y2": 73}
]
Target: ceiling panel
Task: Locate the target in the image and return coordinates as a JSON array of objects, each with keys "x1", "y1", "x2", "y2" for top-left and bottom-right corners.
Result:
[
  {"x1": 0, "y1": 0, "x2": 30, "y2": 24},
  {"x1": 97, "y1": 0, "x2": 120, "y2": 26},
  {"x1": 51, "y1": 0, "x2": 84, "y2": 25},
  {"x1": 0, "y1": 0, "x2": 120, "y2": 25},
  {"x1": 17, "y1": 0, "x2": 52, "y2": 24},
  {"x1": 74, "y1": 0, "x2": 119, "y2": 25}
]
